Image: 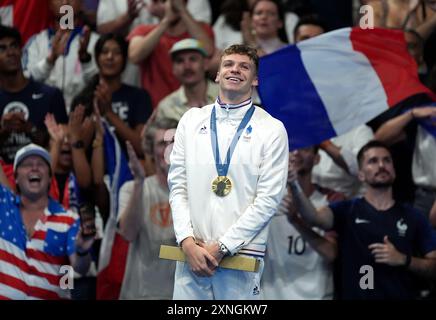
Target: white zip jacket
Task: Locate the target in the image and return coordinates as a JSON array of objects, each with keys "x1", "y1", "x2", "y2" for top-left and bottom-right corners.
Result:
[
  {"x1": 168, "y1": 100, "x2": 289, "y2": 256},
  {"x1": 23, "y1": 28, "x2": 99, "y2": 111}
]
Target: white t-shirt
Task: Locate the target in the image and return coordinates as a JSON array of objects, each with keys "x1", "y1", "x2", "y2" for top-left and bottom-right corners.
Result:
[
  {"x1": 97, "y1": 0, "x2": 211, "y2": 27},
  {"x1": 413, "y1": 126, "x2": 436, "y2": 189},
  {"x1": 262, "y1": 189, "x2": 334, "y2": 300},
  {"x1": 118, "y1": 176, "x2": 176, "y2": 300}
]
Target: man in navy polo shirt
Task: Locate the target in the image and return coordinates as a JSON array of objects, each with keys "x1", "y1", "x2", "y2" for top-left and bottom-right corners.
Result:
[
  {"x1": 289, "y1": 140, "x2": 436, "y2": 299},
  {"x1": 0, "y1": 25, "x2": 67, "y2": 187}
]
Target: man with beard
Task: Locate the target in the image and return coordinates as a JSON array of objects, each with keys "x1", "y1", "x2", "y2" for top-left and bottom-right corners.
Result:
[
  {"x1": 127, "y1": 0, "x2": 214, "y2": 108},
  {"x1": 156, "y1": 38, "x2": 219, "y2": 122},
  {"x1": 289, "y1": 140, "x2": 436, "y2": 299}
]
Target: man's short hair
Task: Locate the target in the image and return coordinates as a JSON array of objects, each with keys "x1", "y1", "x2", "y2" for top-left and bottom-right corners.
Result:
[
  {"x1": 221, "y1": 44, "x2": 259, "y2": 74},
  {"x1": 357, "y1": 140, "x2": 392, "y2": 169},
  {"x1": 143, "y1": 118, "x2": 179, "y2": 156},
  {"x1": 0, "y1": 25, "x2": 22, "y2": 45},
  {"x1": 293, "y1": 14, "x2": 327, "y2": 40}
]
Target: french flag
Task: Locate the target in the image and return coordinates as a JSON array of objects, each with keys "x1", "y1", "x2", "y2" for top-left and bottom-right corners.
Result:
[
  {"x1": 96, "y1": 122, "x2": 133, "y2": 300},
  {"x1": 258, "y1": 27, "x2": 434, "y2": 150}
]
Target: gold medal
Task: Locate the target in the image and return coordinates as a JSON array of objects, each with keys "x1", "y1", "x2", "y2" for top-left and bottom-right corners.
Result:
[{"x1": 212, "y1": 176, "x2": 232, "y2": 197}]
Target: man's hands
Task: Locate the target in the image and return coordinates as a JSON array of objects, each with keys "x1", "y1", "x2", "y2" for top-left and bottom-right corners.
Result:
[
  {"x1": 181, "y1": 237, "x2": 219, "y2": 277},
  {"x1": 94, "y1": 80, "x2": 113, "y2": 117},
  {"x1": 1, "y1": 112, "x2": 32, "y2": 133},
  {"x1": 44, "y1": 113, "x2": 65, "y2": 144},
  {"x1": 47, "y1": 29, "x2": 71, "y2": 65},
  {"x1": 161, "y1": 0, "x2": 180, "y2": 26},
  {"x1": 368, "y1": 236, "x2": 408, "y2": 267},
  {"x1": 78, "y1": 26, "x2": 92, "y2": 62},
  {"x1": 411, "y1": 106, "x2": 436, "y2": 126},
  {"x1": 127, "y1": 0, "x2": 144, "y2": 21}
]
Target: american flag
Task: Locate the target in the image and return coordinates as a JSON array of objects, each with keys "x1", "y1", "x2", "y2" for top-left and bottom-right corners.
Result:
[{"x1": 0, "y1": 186, "x2": 79, "y2": 299}]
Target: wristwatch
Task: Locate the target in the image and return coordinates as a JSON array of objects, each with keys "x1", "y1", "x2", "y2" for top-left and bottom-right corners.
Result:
[
  {"x1": 218, "y1": 241, "x2": 229, "y2": 256},
  {"x1": 71, "y1": 140, "x2": 85, "y2": 149}
]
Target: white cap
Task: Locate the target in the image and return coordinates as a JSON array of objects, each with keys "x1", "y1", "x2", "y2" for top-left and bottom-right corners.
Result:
[
  {"x1": 13, "y1": 143, "x2": 51, "y2": 172},
  {"x1": 169, "y1": 38, "x2": 208, "y2": 58}
]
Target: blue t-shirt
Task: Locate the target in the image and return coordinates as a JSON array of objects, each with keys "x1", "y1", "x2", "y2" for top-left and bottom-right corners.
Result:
[
  {"x1": 111, "y1": 84, "x2": 152, "y2": 129},
  {"x1": 0, "y1": 79, "x2": 68, "y2": 163},
  {"x1": 330, "y1": 197, "x2": 436, "y2": 299},
  {"x1": 0, "y1": 78, "x2": 68, "y2": 128}
]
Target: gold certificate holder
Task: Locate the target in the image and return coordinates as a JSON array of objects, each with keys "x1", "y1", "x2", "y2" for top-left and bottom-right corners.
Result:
[
  {"x1": 159, "y1": 245, "x2": 259, "y2": 272},
  {"x1": 212, "y1": 176, "x2": 232, "y2": 197}
]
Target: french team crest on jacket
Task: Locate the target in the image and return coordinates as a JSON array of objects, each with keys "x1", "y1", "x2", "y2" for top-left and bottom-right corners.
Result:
[
  {"x1": 396, "y1": 218, "x2": 408, "y2": 237},
  {"x1": 243, "y1": 125, "x2": 253, "y2": 141},
  {"x1": 199, "y1": 125, "x2": 207, "y2": 134}
]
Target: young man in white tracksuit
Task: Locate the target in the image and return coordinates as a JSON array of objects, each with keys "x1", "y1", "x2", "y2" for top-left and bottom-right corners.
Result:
[{"x1": 168, "y1": 44, "x2": 289, "y2": 300}]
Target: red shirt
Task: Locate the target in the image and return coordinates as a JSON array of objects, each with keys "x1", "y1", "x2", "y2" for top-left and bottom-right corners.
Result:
[
  {"x1": 127, "y1": 23, "x2": 214, "y2": 108},
  {"x1": 0, "y1": 0, "x2": 51, "y2": 45}
]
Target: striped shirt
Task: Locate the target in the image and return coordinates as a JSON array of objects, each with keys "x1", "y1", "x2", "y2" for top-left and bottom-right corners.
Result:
[{"x1": 0, "y1": 185, "x2": 79, "y2": 300}]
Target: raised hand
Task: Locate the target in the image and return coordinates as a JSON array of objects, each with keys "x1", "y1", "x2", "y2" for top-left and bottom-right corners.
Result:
[
  {"x1": 68, "y1": 105, "x2": 86, "y2": 143},
  {"x1": 48, "y1": 29, "x2": 71, "y2": 64},
  {"x1": 171, "y1": 0, "x2": 187, "y2": 14},
  {"x1": 94, "y1": 80, "x2": 112, "y2": 116},
  {"x1": 44, "y1": 113, "x2": 65, "y2": 143},
  {"x1": 78, "y1": 26, "x2": 91, "y2": 61},
  {"x1": 126, "y1": 140, "x2": 145, "y2": 182},
  {"x1": 127, "y1": 0, "x2": 143, "y2": 20},
  {"x1": 93, "y1": 98, "x2": 105, "y2": 139},
  {"x1": 411, "y1": 106, "x2": 436, "y2": 125}
]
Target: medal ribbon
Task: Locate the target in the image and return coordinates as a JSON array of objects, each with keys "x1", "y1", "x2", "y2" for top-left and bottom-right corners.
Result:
[{"x1": 210, "y1": 102, "x2": 255, "y2": 177}]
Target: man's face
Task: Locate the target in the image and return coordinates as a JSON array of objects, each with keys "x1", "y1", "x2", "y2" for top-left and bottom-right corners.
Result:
[
  {"x1": 172, "y1": 50, "x2": 206, "y2": 87},
  {"x1": 290, "y1": 147, "x2": 319, "y2": 175},
  {"x1": 295, "y1": 24, "x2": 324, "y2": 43},
  {"x1": 49, "y1": 0, "x2": 82, "y2": 19},
  {"x1": 0, "y1": 37, "x2": 22, "y2": 74},
  {"x1": 153, "y1": 128, "x2": 175, "y2": 174},
  {"x1": 358, "y1": 147, "x2": 396, "y2": 188},
  {"x1": 15, "y1": 155, "x2": 51, "y2": 199},
  {"x1": 215, "y1": 53, "x2": 258, "y2": 98}
]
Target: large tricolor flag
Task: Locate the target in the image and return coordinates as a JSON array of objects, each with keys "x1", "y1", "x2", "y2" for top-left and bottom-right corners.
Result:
[{"x1": 258, "y1": 27, "x2": 435, "y2": 150}]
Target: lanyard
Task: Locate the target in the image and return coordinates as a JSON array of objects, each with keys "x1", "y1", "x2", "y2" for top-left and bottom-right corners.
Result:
[{"x1": 210, "y1": 104, "x2": 255, "y2": 177}]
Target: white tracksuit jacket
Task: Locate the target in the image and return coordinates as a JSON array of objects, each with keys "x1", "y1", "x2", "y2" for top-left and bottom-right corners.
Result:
[
  {"x1": 23, "y1": 28, "x2": 99, "y2": 110},
  {"x1": 168, "y1": 101, "x2": 289, "y2": 256}
]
